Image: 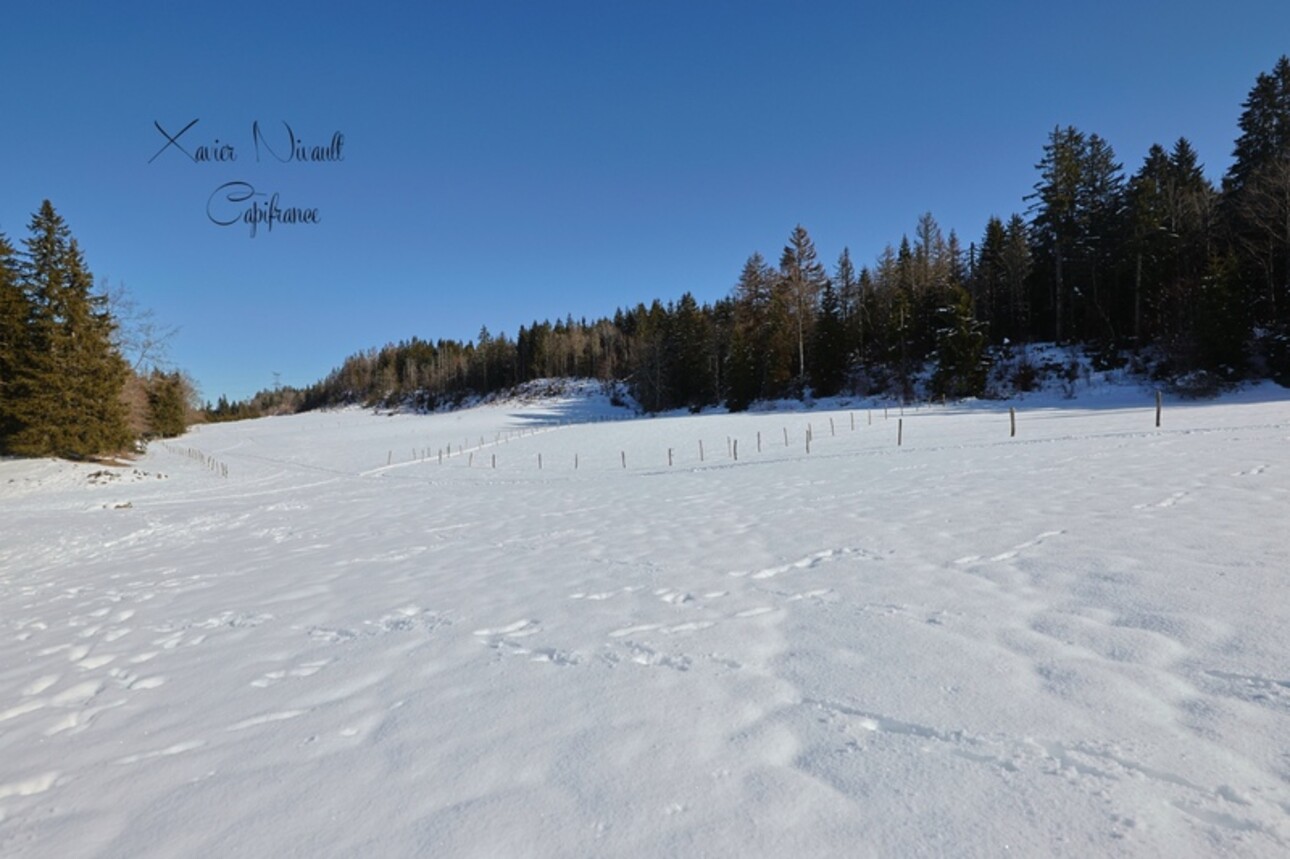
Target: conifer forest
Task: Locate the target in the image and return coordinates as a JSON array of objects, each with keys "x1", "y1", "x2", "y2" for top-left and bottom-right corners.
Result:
[{"x1": 5, "y1": 58, "x2": 1290, "y2": 454}]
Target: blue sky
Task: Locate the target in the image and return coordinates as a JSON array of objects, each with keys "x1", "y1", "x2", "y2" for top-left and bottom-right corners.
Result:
[{"x1": 4, "y1": 1, "x2": 1288, "y2": 401}]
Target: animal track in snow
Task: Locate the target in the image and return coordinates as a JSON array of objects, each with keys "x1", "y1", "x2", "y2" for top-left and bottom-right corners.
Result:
[
  {"x1": 987, "y1": 530, "x2": 1065, "y2": 562},
  {"x1": 1134, "y1": 491, "x2": 1189, "y2": 510},
  {"x1": 617, "y1": 641, "x2": 692, "y2": 672},
  {"x1": 609, "y1": 623, "x2": 662, "y2": 639},
  {"x1": 251, "y1": 660, "x2": 330, "y2": 688},
  {"x1": 227, "y1": 710, "x2": 307, "y2": 731},
  {"x1": 734, "y1": 606, "x2": 776, "y2": 618},
  {"x1": 662, "y1": 621, "x2": 714, "y2": 634},
  {"x1": 307, "y1": 607, "x2": 448, "y2": 644},
  {"x1": 114, "y1": 740, "x2": 206, "y2": 765},
  {"x1": 804, "y1": 697, "x2": 1287, "y2": 832},
  {"x1": 569, "y1": 585, "x2": 644, "y2": 602},
  {"x1": 655, "y1": 588, "x2": 694, "y2": 605},
  {"x1": 473, "y1": 619, "x2": 541, "y2": 638},
  {"x1": 527, "y1": 647, "x2": 581, "y2": 666},
  {"x1": 1204, "y1": 670, "x2": 1290, "y2": 708},
  {"x1": 786, "y1": 589, "x2": 835, "y2": 603},
  {"x1": 732, "y1": 546, "x2": 877, "y2": 580}
]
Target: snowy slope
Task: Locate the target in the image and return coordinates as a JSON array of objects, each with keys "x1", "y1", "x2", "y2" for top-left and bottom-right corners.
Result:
[{"x1": 2, "y1": 385, "x2": 1289, "y2": 857}]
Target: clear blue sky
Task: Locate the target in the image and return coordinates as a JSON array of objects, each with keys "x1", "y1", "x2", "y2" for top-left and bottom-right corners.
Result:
[{"x1": 3, "y1": 1, "x2": 1288, "y2": 401}]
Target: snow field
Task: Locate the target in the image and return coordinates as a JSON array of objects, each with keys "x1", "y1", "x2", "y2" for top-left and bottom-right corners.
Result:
[{"x1": 1, "y1": 385, "x2": 1289, "y2": 856}]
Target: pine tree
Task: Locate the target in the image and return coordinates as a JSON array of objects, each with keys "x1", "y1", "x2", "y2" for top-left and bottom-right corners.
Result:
[
  {"x1": 729, "y1": 252, "x2": 793, "y2": 406},
  {"x1": 1001, "y1": 215, "x2": 1033, "y2": 341},
  {"x1": 1126, "y1": 144, "x2": 1173, "y2": 341},
  {"x1": 1029, "y1": 127, "x2": 1127, "y2": 341},
  {"x1": 810, "y1": 280, "x2": 847, "y2": 396},
  {"x1": 1223, "y1": 56, "x2": 1290, "y2": 325},
  {"x1": 973, "y1": 217, "x2": 1008, "y2": 337},
  {"x1": 778, "y1": 225, "x2": 828, "y2": 385},
  {"x1": 1079, "y1": 133, "x2": 1126, "y2": 340},
  {"x1": 668, "y1": 292, "x2": 714, "y2": 410},
  {"x1": 932, "y1": 285, "x2": 989, "y2": 399},
  {"x1": 145, "y1": 370, "x2": 189, "y2": 438},
  {"x1": 1029, "y1": 126, "x2": 1086, "y2": 341},
  {"x1": 6, "y1": 202, "x2": 132, "y2": 458},
  {"x1": 0, "y1": 232, "x2": 29, "y2": 448},
  {"x1": 1127, "y1": 139, "x2": 1217, "y2": 349}
]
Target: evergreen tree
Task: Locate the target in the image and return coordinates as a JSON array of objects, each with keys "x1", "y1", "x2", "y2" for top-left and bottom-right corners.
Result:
[
  {"x1": 1127, "y1": 139, "x2": 1217, "y2": 349},
  {"x1": 810, "y1": 280, "x2": 847, "y2": 396},
  {"x1": 1223, "y1": 56, "x2": 1290, "y2": 325},
  {"x1": 6, "y1": 202, "x2": 131, "y2": 458},
  {"x1": 1001, "y1": 215, "x2": 1033, "y2": 341},
  {"x1": 1079, "y1": 133, "x2": 1126, "y2": 339},
  {"x1": 1029, "y1": 127, "x2": 1127, "y2": 342},
  {"x1": 777, "y1": 225, "x2": 828, "y2": 384},
  {"x1": 728, "y1": 252, "x2": 793, "y2": 406},
  {"x1": 0, "y1": 232, "x2": 29, "y2": 447},
  {"x1": 973, "y1": 217, "x2": 1008, "y2": 337},
  {"x1": 145, "y1": 370, "x2": 189, "y2": 438},
  {"x1": 667, "y1": 293, "x2": 714, "y2": 410},
  {"x1": 1126, "y1": 144, "x2": 1173, "y2": 341},
  {"x1": 1029, "y1": 126, "x2": 1086, "y2": 341},
  {"x1": 931, "y1": 285, "x2": 989, "y2": 399}
]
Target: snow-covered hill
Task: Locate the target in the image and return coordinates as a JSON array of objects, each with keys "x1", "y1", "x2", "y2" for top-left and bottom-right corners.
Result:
[{"x1": 2, "y1": 383, "x2": 1289, "y2": 856}]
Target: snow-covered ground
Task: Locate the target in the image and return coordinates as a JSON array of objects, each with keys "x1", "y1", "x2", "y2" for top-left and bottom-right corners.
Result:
[{"x1": 2, "y1": 382, "x2": 1289, "y2": 857}]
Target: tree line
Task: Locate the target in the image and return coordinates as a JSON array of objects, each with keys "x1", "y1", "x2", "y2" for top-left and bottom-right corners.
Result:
[
  {"x1": 7, "y1": 59, "x2": 1290, "y2": 458},
  {"x1": 0, "y1": 202, "x2": 192, "y2": 458},
  {"x1": 299, "y1": 57, "x2": 1290, "y2": 414}
]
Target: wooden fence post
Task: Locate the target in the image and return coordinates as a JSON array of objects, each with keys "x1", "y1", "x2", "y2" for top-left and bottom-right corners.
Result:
[
  {"x1": 898, "y1": 418, "x2": 903, "y2": 446},
  {"x1": 1155, "y1": 390, "x2": 1162, "y2": 428},
  {"x1": 1010, "y1": 407, "x2": 1016, "y2": 438}
]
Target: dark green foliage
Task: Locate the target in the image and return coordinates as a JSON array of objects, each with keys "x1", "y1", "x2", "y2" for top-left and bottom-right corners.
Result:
[
  {"x1": 0, "y1": 232, "x2": 28, "y2": 443},
  {"x1": 2, "y1": 202, "x2": 132, "y2": 459},
  {"x1": 145, "y1": 370, "x2": 189, "y2": 438},
  {"x1": 931, "y1": 286, "x2": 989, "y2": 399},
  {"x1": 778, "y1": 225, "x2": 829, "y2": 383},
  {"x1": 810, "y1": 281, "x2": 846, "y2": 396},
  {"x1": 1028, "y1": 126, "x2": 1127, "y2": 342},
  {"x1": 1223, "y1": 56, "x2": 1290, "y2": 328}
]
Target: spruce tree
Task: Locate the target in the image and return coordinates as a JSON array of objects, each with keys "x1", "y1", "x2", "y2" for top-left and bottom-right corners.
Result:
[
  {"x1": 778, "y1": 225, "x2": 828, "y2": 384},
  {"x1": 932, "y1": 286, "x2": 989, "y2": 399},
  {"x1": 146, "y1": 370, "x2": 189, "y2": 438},
  {"x1": 1223, "y1": 56, "x2": 1290, "y2": 326},
  {"x1": 7, "y1": 202, "x2": 132, "y2": 458},
  {"x1": 1029, "y1": 126, "x2": 1087, "y2": 341},
  {"x1": 973, "y1": 217, "x2": 1008, "y2": 337},
  {"x1": 0, "y1": 232, "x2": 29, "y2": 449},
  {"x1": 810, "y1": 280, "x2": 847, "y2": 396}
]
